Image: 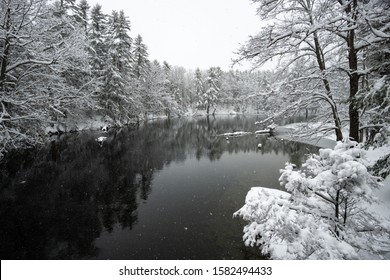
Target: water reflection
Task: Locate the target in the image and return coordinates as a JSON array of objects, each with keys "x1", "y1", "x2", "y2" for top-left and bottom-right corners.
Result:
[{"x1": 0, "y1": 116, "x2": 318, "y2": 259}]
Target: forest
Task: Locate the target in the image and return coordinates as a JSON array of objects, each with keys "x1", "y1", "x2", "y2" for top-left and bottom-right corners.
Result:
[
  {"x1": 0, "y1": 0, "x2": 278, "y2": 159},
  {"x1": 1, "y1": 0, "x2": 388, "y2": 164}
]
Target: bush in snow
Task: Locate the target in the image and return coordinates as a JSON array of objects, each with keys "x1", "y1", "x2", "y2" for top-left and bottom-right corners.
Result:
[{"x1": 234, "y1": 139, "x2": 390, "y2": 259}]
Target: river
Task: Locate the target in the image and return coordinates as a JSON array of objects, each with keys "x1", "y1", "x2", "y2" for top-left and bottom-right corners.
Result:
[{"x1": 0, "y1": 115, "x2": 319, "y2": 259}]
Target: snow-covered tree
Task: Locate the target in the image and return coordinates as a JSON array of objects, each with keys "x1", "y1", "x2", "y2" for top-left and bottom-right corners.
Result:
[
  {"x1": 236, "y1": 0, "x2": 390, "y2": 142},
  {"x1": 360, "y1": 76, "x2": 390, "y2": 179},
  {"x1": 168, "y1": 66, "x2": 188, "y2": 109},
  {"x1": 0, "y1": 0, "x2": 95, "y2": 154},
  {"x1": 132, "y1": 34, "x2": 150, "y2": 80},
  {"x1": 235, "y1": 139, "x2": 390, "y2": 259},
  {"x1": 330, "y1": 0, "x2": 390, "y2": 141},
  {"x1": 96, "y1": 10, "x2": 142, "y2": 123},
  {"x1": 203, "y1": 67, "x2": 222, "y2": 115},
  {"x1": 107, "y1": 10, "x2": 133, "y2": 74},
  {"x1": 88, "y1": 4, "x2": 107, "y2": 78},
  {"x1": 194, "y1": 68, "x2": 205, "y2": 110},
  {"x1": 143, "y1": 60, "x2": 180, "y2": 118},
  {"x1": 74, "y1": 0, "x2": 90, "y2": 32},
  {"x1": 141, "y1": 60, "x2": 163, "y2": 116},
  {"x1": 235, "y1": 0, "x2": 345, "y2": 140},
  {"x1": 354, "y1": 1, "x2": 390, "y2": 178}
]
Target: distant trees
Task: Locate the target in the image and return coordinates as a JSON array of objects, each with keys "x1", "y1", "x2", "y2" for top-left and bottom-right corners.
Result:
[
  {"x1": 203, "y1": 67, "x2": 222, "y2": 115},
  {"x1": 194, "y1": 68, "x2": 204, "y2": 110}
]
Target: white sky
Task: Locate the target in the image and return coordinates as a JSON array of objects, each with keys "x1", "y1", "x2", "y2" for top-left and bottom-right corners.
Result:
[{"x1": 86, "y1": 0, "x2": 261, "y2": 71}]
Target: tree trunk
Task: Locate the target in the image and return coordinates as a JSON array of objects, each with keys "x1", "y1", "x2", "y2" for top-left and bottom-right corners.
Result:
[
  {"x1": 343, "y1": 198, "x2": 348, "y2": 225},
  {"x1": 348, "y1": 40, "x2": 360, "y2": 142},
  {"x1": 312, "y1": 31, "x2": 344, "y2": 141},
  {"x1": 342, "y1": 0, "x2": 360, "y2": 142},
  {"x1": 335, "y1": 189, "x2": 340, "y2": 237},
  {"x1": 0, "y1": 8, "x2": 11, "y2": 91}
]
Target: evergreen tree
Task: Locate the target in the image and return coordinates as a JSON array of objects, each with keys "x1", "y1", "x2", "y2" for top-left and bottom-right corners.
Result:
[
  {"x1": 74, "y1": 0, "x2": 90, "y2": 32},
  {"x1": 88, "y1": 4, "x2": 107, "y2": 76},
  {"x1": 204, "y1": 67, "x2": 221, "y2": 115},
  {"x1": 194, "y1": 68, "x2": 204, "y2": 109},
  {"x1": 132, "y1": 34, "x2": 150, "y2": 80},
  {"x1": 99, "y1": 10, "x2": 136, "y2": 122},
  {"x1": 107, "y1": 10, "x2": 133, "y2": 74}
]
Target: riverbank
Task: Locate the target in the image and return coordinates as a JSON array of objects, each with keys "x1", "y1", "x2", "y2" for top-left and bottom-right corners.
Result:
[{"x1": 268, "y1": 122, "x2": 390, "y2": 259}]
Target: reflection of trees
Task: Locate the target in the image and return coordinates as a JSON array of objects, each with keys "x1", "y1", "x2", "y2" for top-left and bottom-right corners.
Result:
[{"x1": 0, "y1": 115, "x2": 318, "y2": 259}]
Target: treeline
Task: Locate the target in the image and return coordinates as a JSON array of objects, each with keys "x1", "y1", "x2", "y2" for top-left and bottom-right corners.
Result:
[
  {"x1": 0, "y1": 0, "x2": 275, "y2": 157},
  {"x1": 3, "y1": 0, "x2": 389, "y2": 166}
]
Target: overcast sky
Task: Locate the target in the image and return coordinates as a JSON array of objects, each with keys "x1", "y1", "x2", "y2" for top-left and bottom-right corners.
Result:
[{"x1": 86, "y1": 0, "x2": 261, "y2": 71}]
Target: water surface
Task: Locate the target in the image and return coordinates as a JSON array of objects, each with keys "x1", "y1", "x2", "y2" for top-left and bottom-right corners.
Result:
[{"x1": 0, "y1": 116, "x2": 318, "y2": 259}]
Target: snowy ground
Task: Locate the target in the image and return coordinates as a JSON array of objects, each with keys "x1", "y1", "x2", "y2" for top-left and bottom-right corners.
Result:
[
  {"x1": 273, "y1": 122, "x2": 338, "y2": 148},
  {"x1": 364, "y1": 145, "x2": 390, "y2": 252},
  {"x1": 240, "y1": 122, "x2": 390, "y2": 259},
  {"x1": 186, "y1": 106, "x2": 262, "y2": 117},
  {"x1": 275, "y1": 122, "x2": 390, "y2": 191}
]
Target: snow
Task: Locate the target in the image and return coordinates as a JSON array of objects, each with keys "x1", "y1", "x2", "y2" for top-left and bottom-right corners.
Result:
[
  {"x1": 373, "y1": 76, "x2": 386, "y2": 92},
  {"x1": 273, "y1": 122, "x2": 337, "y2": 148},
  {"x1": 235, "y1": 137, "x2": 390, "y2": 260},
  {"x1": 96, "y1": 136, "x2": 107, "y2": 142},
  {"x1": 255, "y1": 129, "x2": 271, "y2": 134},
  {"x1": 44, "y1": 112, "x2": 113, "y2": 136},
  {"x1": 220, "y1": 131, "x2": 253, "y2": 137},
  {"x1": 364, "y1": 145, "x2": 390, "y2": 166}
]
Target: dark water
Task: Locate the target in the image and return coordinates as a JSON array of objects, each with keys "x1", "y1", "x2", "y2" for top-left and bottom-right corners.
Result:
[{"x1": 0, "y1": 116, "x2": 318, "y2": 260}]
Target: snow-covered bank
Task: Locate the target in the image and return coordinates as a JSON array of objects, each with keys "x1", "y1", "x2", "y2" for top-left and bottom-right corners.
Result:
[
  {"x1": 44, "y1": 111, "x2": 173, "y2": 136},
  {"x1": 185, "y1": 106, "x2": 266, "y2": 117},
  {"x1": 275, "y1": 121, "x2": 390, "y2": 173},
  {"x1": 235, "y1": 137, "x2": 390, "y2": 260},
  {"x1": 273, "y1": 122, "x2": 337, "y2": 148},
  {"x1": 45, "y1": 115, "x2": 110, "y2": 135}
]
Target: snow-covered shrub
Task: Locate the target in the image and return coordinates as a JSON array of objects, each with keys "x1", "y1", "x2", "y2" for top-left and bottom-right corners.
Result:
[
  {"x1": 235, "y1": 139, "x2": 390, "y2": 259},
  {"x1": 370, "y1": 154, "x2": 390, "y2": 179}
]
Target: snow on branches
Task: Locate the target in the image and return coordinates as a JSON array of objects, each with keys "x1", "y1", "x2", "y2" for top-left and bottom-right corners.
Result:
[{"x1": 235, "y1": 139, "x2": 390, "y2": 259}]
